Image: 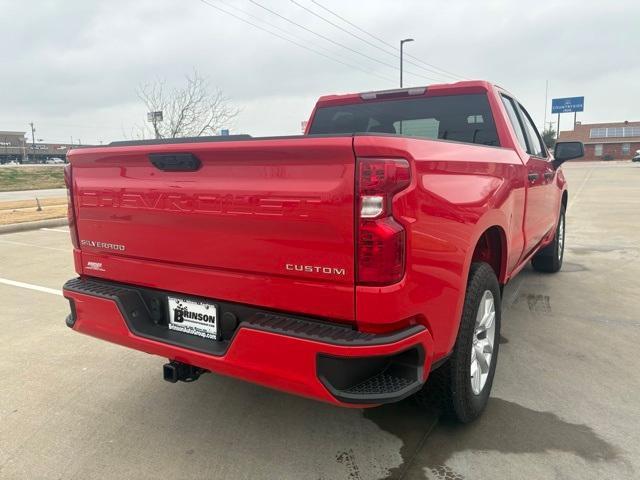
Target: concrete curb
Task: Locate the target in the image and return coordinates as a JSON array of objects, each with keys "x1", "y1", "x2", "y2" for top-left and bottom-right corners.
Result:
[{"x1": 0, "y1": 217, "x2": 68, "y2": 235}]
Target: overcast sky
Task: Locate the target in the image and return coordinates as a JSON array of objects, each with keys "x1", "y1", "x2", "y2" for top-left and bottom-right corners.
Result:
[{"x1": 1, "y1": 0, "x2": 638, "y2": 144}]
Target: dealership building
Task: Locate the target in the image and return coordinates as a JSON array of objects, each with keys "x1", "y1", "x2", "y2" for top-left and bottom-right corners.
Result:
[
  {"x1": 0, "y1": 130, "x2": 92, "y2": 164},
  {"x1": 558, "y1": 121, "x2": 640, "y2": 161}
]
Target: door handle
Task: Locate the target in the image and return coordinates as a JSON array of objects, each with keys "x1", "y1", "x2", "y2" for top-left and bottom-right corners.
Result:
[
  {"x1": 149, "y1": 153, "x2": 201, "y2": 172},
  {"x1": 528, "y1": 173, "x2": 539, "y2": 183}
]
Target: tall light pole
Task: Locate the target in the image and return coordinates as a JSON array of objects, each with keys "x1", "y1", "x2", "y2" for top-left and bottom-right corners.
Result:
[
  {"x1": 543, "y1": 80, "x2": 549, "y2": 134},
  {"x1": 400, "y1": 38, "x2": 414, "y2": 88},
  {"x1": 29, "y1": 122, "x2": 36, "y2": 163}
]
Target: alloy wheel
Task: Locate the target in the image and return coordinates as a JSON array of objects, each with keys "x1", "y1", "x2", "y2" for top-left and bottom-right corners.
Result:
[{"x1": 470, "y1": 290, "x2": 496, "y2": 395}]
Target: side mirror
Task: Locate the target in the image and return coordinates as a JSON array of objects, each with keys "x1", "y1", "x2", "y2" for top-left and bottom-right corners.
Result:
[{"x1": 553, "y1": 141, "x2": 584, "y2": 168}]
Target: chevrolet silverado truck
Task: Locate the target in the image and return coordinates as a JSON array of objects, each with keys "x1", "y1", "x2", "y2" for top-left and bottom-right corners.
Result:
[{"x1": 62, "y1": 81, "x2": 584, "y2": 422}]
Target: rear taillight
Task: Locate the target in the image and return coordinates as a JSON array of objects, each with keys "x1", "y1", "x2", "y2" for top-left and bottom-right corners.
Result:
[
  {"x1": 63, "y1": 164, "x2": 79, "y2": 249},
  {"x1": 356, "y1": 158, "x2": 411, "y2": 285}
]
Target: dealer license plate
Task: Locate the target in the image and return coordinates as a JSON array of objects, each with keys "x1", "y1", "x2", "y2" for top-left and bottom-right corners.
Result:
[{"x1": 167, "y1": 296, "x2": 218, "y2": 340}]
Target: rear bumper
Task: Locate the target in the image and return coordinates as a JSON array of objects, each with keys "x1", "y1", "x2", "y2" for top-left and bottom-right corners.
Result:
[{"x1": 63, "y1": 277, "x2": 434, "y2": 407}]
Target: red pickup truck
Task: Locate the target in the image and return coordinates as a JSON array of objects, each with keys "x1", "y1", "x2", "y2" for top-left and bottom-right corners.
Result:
[{"x1": 62, "y1": 81, "x2": 583, "y2": 422}]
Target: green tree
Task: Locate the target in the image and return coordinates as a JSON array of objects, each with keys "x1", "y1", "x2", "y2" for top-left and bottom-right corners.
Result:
[{"x1": 542, "y1": 127, "x2": 556, "y2": 149}]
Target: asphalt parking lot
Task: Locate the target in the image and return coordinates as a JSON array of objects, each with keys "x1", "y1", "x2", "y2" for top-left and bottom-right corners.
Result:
[{"x1": 1, "y1": 162, "x2": 639, "y2": 480}]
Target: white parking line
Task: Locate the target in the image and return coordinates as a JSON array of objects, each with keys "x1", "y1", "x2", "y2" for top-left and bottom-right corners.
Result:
[
  {"x1": 568, "y1": 166, "x2": 594, "y2": 210},
  {"x1": 0, "y1": 239, "x2": 68, "y2": 252},
  {"x1": 0, "y1": 277, "x2": 62, "y2": 296},
  {"x1": 40, "y1": 228, "x2": 70, "y2": 233}
]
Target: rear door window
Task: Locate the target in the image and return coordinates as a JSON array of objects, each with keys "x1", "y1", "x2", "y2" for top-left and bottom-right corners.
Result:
[
  {"x1": 309, "y1": 93, "x2": 500, "y2": 147},
  {"x1": 500, "y1": 95, "x2": 527, "y2": 151},
  {"x1": 517, "y1": 103, "x2": 547, "y2": 158}
]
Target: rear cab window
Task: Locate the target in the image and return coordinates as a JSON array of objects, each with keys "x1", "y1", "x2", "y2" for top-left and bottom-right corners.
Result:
[{"x1": 308, "y1": 93, "x2": 500, "y2": 147}]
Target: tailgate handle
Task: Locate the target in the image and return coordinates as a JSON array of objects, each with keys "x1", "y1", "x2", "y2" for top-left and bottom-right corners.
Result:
[{"x1": 149, "y1": 153, "x2": 201, "y2": 172}]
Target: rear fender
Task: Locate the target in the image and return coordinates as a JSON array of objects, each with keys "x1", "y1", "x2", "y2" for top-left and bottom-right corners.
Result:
[{"x1": 443, "y1": 210, "x2": 509, "y2": 352}]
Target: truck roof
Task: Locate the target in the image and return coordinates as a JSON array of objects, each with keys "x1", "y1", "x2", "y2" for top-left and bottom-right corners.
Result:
[{"x1": 315, "y1": 80, "x2": 496, "y2": 107}]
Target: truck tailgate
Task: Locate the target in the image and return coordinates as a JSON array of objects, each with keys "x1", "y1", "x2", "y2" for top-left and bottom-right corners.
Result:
[{"x1": 68, "y1": 136, "x2": 356, "y2": 321}]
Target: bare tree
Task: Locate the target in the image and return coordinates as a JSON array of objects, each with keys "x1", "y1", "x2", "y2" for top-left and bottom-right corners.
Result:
[{"x1": 136, "y1": 70, "x2": 239, "y2": 139}]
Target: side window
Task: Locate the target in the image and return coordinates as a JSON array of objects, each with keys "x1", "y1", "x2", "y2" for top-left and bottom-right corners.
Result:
[
  {"x1": 500, "y1": 95, "x2": 527, "y2": 151},
  {"x1": 518, "y1": 103, "x2": 547, "y2": 157}
]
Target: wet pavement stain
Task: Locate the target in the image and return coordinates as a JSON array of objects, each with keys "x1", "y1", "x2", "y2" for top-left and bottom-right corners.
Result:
[
  {"x1": 516, "y1": 293, "x2": 552, "y2": 314},
  {"x1": 362, "y1": 399, "x2": 440, "y2": 480},
  {"x1": 336, "y1": 448, "x2": 363, "y2": 480},
  {"x1": 413, "y1": 398, "x2": 621, "y2": 479},
  {"x1": 569, "y1": 245, "x2": 629, "y2": 255},
  {"x1": 364, "y1": 397, "x2": 621, "y2": 480}
]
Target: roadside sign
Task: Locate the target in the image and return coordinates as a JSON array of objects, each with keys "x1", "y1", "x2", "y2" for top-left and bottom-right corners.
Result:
[
  {"x1": 551, "y1": 97, "x2": 584, "y2": 114},
  {"x1": 220, "y1": 129, "x2": 229, "y2": 136},
  {"x1": 147, "y1": 111, "x2": 163, "y2": 122}
]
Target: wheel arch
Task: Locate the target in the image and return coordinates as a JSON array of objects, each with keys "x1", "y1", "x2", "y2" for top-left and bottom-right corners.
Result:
[
  {"x1": 465, "y1": 206, "x2": 510, "y2": 286},
  {"x1": 470, "y1": 225, "x2": 508, "y2": 285}
]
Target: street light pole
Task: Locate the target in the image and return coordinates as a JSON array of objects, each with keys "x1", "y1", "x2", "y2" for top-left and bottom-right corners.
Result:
[
  {"x1": 543, "y1": 80, "x2": 549, "y2": 133},
  {"x1": 29, "y1": 122, "x2": 36, "y2": 163},
  {"x1": 400, "y1": 38, "x2": 414, "y2": 88}
]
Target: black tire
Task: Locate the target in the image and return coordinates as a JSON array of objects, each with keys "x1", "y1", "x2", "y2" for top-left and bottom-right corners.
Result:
[
  {"x1": 531, "y1": 205, "x2": 566, "y2": 273},
  {"x1": 415, "y1": 262, "x2": 501, "y2": 423}
]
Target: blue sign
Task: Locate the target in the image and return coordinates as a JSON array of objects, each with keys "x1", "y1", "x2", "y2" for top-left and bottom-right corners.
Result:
[
  {"x1": 220, "y1": 129, "x2": 229, "y2": 136},
  {"x1": 552, "y1": 97, "x2": 584, "y2": 114}
]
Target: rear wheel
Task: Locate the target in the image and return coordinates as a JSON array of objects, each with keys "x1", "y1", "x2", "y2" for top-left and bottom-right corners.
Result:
[
  {"x1": 531, "y1": 206, "x2": 566, "y2": 273},
  {"x1": 415, "y1": 262, "x2": 501, "y2": 423}
]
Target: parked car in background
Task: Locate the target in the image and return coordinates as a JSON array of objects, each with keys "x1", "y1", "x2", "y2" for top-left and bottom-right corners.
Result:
[
  {"x1": 45, "y1": 157, "x2": 65, "y2": 164},
  {"x1": 62, "y1": 81, "x2": 584, "y2": 423},
  {"x1": 632, "y1": 151, "x2": 640, "y2": 162}
]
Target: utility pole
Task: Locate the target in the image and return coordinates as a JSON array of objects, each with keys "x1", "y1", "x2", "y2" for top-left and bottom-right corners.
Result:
[
  {"x1": 29, "y1": 122, "x2": 36, "y2": 163},
  {"x1": 546, "y1": 121, "x2": 556, "y2": 133},
  {"x1": 400, "y1": 38, "x2": 414, "y2": 88},
  {"x1": 543, "y1": 80, "x2": 549, "y2": 133}
]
